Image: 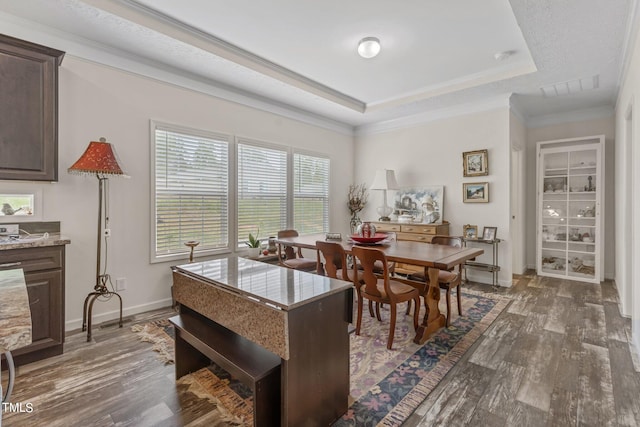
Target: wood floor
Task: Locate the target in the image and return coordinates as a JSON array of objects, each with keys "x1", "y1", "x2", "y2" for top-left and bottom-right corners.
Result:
[{"x1": 3, "y1": 272, "x2": 640, "y2": 426}]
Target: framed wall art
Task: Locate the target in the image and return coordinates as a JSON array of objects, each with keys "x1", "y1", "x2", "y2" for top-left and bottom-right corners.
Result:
[
  {"x1": 463, "y1": 182, "x2": 489, "y2": 203},
  {"x1": 463, "y1": 149, "x2": 488, "y2": 177},
  {"x1": 393, "y1": 186, "x2": 444, "y2": 224}
]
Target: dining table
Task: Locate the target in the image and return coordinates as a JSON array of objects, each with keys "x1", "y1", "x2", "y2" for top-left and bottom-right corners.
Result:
[{"x1": 275, "y1": 232, "x2": 484, "y2": 344}]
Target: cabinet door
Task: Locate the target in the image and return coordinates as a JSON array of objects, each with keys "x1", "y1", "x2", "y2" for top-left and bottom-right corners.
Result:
[
  {"x1": 0, "y1": 34, "x2": 64, "y2": 181},
  {"x1": 537, "y1": 137, "x2": 602, "y2": 283},
  {"x1": 12, "y1": 269, "x2": 64, "y2": 356}
]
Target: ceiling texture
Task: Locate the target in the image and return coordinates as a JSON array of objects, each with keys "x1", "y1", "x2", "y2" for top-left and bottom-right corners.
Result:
[{"x1": 0, "y1": 0, "x2": 635, "y2": 133}]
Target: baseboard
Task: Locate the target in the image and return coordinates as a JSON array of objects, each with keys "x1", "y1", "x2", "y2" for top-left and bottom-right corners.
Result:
[{"x1": 65, "y1": 297, "x2": 173, "y2": 332}]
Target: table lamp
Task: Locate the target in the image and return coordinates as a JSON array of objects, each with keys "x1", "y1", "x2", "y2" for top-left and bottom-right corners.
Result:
[{"x1": 370, "y1": 169, "x2": 399, "y2": 221}]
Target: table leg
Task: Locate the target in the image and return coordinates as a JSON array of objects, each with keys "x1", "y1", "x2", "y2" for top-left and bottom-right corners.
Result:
[{"x1": 413, "y1": 267, "x2": 446, "y2": 344}]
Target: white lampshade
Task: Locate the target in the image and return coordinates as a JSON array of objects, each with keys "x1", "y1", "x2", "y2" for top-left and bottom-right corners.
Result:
[
  {"x1": 357, "y1": 37, "x2": 381, "y2": 59},
  {"x1": 370, "y1": 169, "x2": 399, "y2": 190}
]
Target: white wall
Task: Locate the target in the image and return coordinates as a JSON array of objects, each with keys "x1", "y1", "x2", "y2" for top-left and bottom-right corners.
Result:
[
  {"x1": 0, "y1": 56, "x2": 354, "y2": 330},
  {"x1": 354, "y1": 108, "x2": 513, "y2": 286},
  {"x1": 615, "y1": 8, "x2": 640, "y2": 350},
  {"x1": 524, "y1": 117, "x2": 616, "y2": 279}
]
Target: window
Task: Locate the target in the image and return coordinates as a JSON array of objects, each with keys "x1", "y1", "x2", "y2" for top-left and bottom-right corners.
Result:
[
  {"x1": 152, "y1": 123, "x2": 230, "y2": 261},
  {"x1": 293, "y1": 153, "x2": 329, "y2": 234},
  {"x1": 237, "y1": 140, "x2": 287, "y2": 246},
  {"x1": 151, "y1": 124, "x2": 331, "y2": 259}
]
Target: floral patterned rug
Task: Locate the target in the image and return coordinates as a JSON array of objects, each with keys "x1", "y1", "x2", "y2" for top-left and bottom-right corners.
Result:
[
  {"x1": 133, "y1": 288, "x2": 509, "y2": 426},
  {"x1": 336, "y1": 288, "x2": 509, "y2": 426}
]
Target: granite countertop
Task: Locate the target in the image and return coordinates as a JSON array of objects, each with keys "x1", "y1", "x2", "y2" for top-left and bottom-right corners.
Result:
[
  {"x1": 0, "y1": 268, "x2": 32, "y2": 352},
  {"x1": 0, "y1": 233, "x2": 71, "y2": 250},
  {"x1": 174, "y1": 255, "x2": 353, "y2": 310}
]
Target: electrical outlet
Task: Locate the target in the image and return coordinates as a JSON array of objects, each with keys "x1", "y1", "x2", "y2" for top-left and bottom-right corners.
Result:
[
  {"x1": 104, "y1": 228, "x2": 111, "y2": 237},
  {"x1": 115, "y1": 278, "x2": 127, "y2": 291},
  {"x1": 0, "y1": 224, "x2": 19, "y2": 236}
]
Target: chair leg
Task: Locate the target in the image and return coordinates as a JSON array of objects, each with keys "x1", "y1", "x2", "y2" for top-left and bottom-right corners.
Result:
[
  {"x1": 355, "y1": 296, "x2": 364, "y2": 336},
  {"x1": 445, "y1": 288, "x2": 452, "y2": 327},
  {"x1": 405, "y1": 299, "x2": 411, "y2": 315},
  {"x1": 456, "y1": 286, "x2": 463, "y2": 315},
  {"x1": 375, "y1": 302, "x2": 382, "y2": 321},
  {"x1": 387, "y1": 303, "x2": 397, "y2": 350},
  {"x1": 412, "y1": 296, "x2": 420, "y2": 331},
  {"x1": 368, "y1": 300, "x2": 375, "y2": 318}
]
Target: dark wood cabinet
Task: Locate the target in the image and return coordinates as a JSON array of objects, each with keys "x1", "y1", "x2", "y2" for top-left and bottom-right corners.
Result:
[
  {"x1": 0, "y1": 34, "x2": 64, "y2": 181},
  {"x1": 0, "y1": 245, "x2": 65, "y2": 365}
]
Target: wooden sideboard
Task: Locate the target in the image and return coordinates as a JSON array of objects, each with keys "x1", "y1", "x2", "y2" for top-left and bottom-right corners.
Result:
[{"x1": 372, "y1": 221, "x2": 450, "y2": 274}]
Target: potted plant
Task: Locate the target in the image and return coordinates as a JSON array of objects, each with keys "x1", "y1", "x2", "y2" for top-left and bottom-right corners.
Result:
[{"x1": 245, "y1": 231, "x2": 261, "y2": 257}]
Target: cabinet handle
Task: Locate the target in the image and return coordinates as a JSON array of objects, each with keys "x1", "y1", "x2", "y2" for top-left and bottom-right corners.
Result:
[{"x1": 0, "y1": 262, "x2": 22, "y2": 268}]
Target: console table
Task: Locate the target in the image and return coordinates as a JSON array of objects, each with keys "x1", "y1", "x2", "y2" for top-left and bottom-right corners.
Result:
[
  {"x1": 172, "y1": 255, "x2": 353, "y2": 426},
  {"x1": 463, "y1": 238, "x2": 501, "y2": 286}
]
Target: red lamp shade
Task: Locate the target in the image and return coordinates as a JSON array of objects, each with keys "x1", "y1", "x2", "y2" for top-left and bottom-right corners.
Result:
[{"x1": 68, "y1": 137, "x2": 127, "y2": 176}]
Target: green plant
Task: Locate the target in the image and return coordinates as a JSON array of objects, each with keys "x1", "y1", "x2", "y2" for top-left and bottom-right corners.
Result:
[{"x1": 246, "y1": 231, "x2": 261, "y2": 248}]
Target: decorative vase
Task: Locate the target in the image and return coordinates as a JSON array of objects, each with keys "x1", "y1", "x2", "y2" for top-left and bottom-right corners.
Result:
[
  {"x1": 350, "y1": 213, "x2": 362, "y2": 234},
  {"x1": 267, "y1": 237, "x2": 277, "y2": 254},
  {"x1": 356, "y1": 222, "x2": 376, "y2": 238}
]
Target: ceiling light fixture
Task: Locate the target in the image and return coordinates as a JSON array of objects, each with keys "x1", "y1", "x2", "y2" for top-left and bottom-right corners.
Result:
[{"x1": 358, "y1": 37, "x2": 381, "y2": 59}]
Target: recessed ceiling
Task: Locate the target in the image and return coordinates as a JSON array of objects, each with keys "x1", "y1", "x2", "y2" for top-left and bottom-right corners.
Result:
[{"x1": 0, "y1": 0, "x2": 632, "y2": 130}]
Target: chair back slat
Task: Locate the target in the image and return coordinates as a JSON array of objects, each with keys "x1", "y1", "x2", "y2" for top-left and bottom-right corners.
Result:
[
  {"x1": 431, "y1": 235, "x2": 463, "y2": 248},
  {"x1": 316, "y1": 240, "x2": 347, "y2": 280},
  {"x1": 352, "y1": 246, "x2": 388, "y2": 297}
]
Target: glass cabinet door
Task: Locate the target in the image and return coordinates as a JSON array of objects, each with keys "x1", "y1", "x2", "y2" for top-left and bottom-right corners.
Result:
[{"x1": 537, "y1": 137, "x2": 602, "y2": 283}]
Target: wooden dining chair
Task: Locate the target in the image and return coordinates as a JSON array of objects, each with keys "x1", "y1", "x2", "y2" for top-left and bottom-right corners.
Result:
[
  {"x1": 277, "y1": 230, "x2": 316, "y2": 271},
  {"x1": 407, "y1": 235, "x2": 464, "y2": 326},
  {"x1": 352, "y1": 246, "x2": 420, "y2": 350},
  {"x1": 316, "y1": 240, "x2": 353, "y2": 281}
]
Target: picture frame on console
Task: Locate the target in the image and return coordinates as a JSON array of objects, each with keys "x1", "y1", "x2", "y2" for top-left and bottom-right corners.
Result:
[
  {"x1": 462, "y1": 149, "x2": 488, "y2": 177},
  {"x1": 463, "y1": 224, "x2": 478, "y2": 239},
  {"x1": 482, "y1": 226, "x2": 497, "y2": 241}
]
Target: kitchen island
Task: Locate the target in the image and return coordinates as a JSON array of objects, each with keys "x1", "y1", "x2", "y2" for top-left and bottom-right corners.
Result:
[{"x1": 172, "y1": 255, "x2": 353, "y2": 426}]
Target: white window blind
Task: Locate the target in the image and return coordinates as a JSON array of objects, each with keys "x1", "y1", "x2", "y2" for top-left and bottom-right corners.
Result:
[
  {"x1": 153, "y1": 126, "x2": 229, "y2": 259},
  {"x1": 237, "y1": 141, "x2": 287, "y2": 246},
  {"x1": 293, "y1": 153, "x2": 330, "y2": 234}
]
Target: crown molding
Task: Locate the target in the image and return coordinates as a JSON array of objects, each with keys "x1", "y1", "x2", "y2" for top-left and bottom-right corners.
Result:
[
  {"x1": 0, "y1": 10, "x2": 355, "y2": 136},
  {"x1": 354, "y1": 94, "x2": 512, "y2": 136},
  {"x1": 83, "y1": 0, "x2": 365, "y2": 113}
]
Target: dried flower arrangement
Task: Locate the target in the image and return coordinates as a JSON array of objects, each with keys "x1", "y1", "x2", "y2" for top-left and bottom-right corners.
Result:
[{"x1": 348, "y1": 183, "x2": 368, "y2": 233}]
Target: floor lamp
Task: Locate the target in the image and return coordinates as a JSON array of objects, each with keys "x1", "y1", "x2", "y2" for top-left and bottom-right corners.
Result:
[
  {"x1": 370, "y1": 169, "x2": 399, "y2": 221},
  {"x1": 68, "y1": 137, "x2": 128, "y2": 341}
]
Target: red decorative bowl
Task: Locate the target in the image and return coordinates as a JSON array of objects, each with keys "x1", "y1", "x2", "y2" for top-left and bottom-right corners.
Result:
[{"x1": 351, "y1": 233, "x2": 387, "y2": 244}]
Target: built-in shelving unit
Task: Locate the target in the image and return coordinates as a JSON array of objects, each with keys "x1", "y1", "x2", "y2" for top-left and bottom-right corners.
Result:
[{"x1": 536, "y1": 135, "x2": 604, "y2": 283}]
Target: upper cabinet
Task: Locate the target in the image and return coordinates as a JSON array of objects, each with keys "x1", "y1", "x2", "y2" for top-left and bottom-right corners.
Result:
[
  {"x1": 536, "y1": 135, "x2": 604, "y2": 284},
  {"x1": 0, "y1": 34, "x2": 64, "y2": 181}
]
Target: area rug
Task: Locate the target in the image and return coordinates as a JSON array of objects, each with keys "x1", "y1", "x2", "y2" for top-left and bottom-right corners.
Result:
[{"x1": 133, "y1": 288, "x2": 509, "y2": 426}]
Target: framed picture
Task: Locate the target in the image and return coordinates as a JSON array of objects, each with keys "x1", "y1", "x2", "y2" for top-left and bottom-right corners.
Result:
[
  {"x1": 393, "y1": 186, "x2": 444, "y2": 224},
  {"x1": 463, "y1": 182, "x2": 489, "y2": 203},
  {"x1": 482, "y1": 226, "x2": 497, "y2": 241},
  {"x1": 463, "y1": 149, "x2": 488, "y2": 177},
  {"x1": 463, "y1": 224, "x2": 478, "y2": 239}
]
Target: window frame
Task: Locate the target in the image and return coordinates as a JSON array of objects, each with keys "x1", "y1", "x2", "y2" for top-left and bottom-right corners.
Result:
[
  {"x1": 150, "y1": 120, "x2": 233, "y2": 263},
  {"x1": 150, "y1": 123, "x2": 331, "y2": 263}
]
